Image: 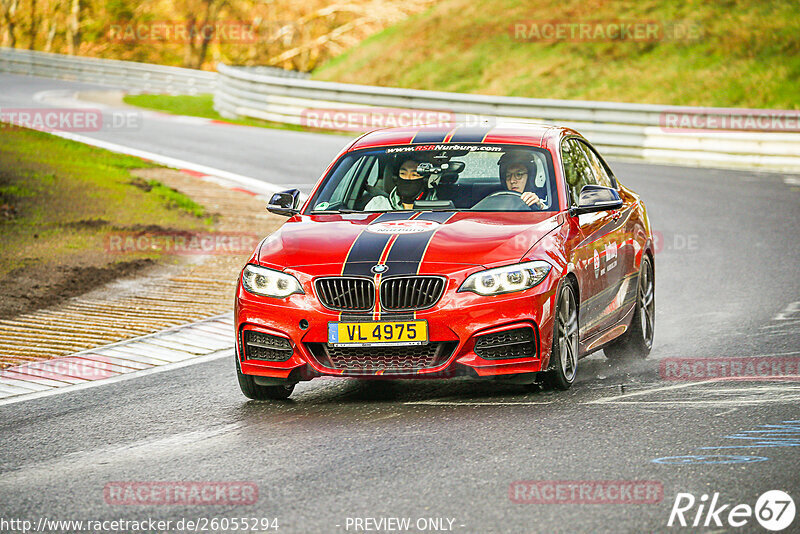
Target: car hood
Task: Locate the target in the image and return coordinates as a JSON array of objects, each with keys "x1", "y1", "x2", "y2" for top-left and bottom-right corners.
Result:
[{"x1": 257, "y1": 212, "x2": 561, "y2": 274}]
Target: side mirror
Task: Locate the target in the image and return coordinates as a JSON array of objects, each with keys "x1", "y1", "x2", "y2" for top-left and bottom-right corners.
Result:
[
  {"x1": 569, "y1": 185, "x2": 623, "y2": 216},
  {"x1": 266, "y1": 189, "x2": 301, "y2": 217}
]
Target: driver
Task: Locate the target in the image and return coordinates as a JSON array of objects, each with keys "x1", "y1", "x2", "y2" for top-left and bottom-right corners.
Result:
[
  {"x1": 497, "y1": 151, "x2": 547, "y2": 210},
  {"x1": 365, "y1": 157, "x2": 437, "y2": 210}
]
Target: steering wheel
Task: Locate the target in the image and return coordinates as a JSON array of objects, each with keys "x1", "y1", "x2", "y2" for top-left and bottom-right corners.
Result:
[{"x1": 471, "y1": 190, "x2": 534, "y2": 211}]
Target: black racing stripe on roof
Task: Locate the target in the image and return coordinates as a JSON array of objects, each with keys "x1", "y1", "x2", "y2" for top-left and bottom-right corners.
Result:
[
  {"x1": 411, "y1": 130, "x2": 449, "y2": 144},
  {"x1": 447, "y1": 126, "x2": 493, "y2": 143}
]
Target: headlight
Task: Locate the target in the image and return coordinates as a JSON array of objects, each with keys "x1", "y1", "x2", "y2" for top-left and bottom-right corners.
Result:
[
  {"x1": 241, "y1": 264, "x2": 304, "y2": 298},
  {"x1": 458, "y1": 261, "x2": 551, "y2": 296}
]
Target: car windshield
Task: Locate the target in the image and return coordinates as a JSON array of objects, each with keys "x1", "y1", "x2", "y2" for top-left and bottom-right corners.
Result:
[{"x1": 306, "y1": 144, "x2": 557, "y2": 213}]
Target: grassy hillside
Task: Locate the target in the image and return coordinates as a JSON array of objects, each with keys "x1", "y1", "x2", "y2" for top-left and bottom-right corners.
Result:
[{"x1": 313, "y1": 0, "x2": 800, "y2": 109}]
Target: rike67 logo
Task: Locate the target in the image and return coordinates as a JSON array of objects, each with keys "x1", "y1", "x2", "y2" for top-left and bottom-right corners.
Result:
[{"x1": 668, "y1": 490, "x2": 795, "y2": 531}]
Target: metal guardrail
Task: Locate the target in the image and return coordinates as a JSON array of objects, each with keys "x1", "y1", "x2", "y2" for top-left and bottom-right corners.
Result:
[
  {"x1": 0, "y1": 48, "x2": 217, "y2": 94},
  {"x1": 215, "y1": 62, "x2": 800, "y2": 172},
  {"x1": 0, "y1": 48, "x2": 309, "y2": 95},
  {"x1": 0, "y1": 48, "x2": 797, "y2": 171}
]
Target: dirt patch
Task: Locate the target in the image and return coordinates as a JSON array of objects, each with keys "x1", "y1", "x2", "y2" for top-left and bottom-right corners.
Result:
[
  {"x1": 0, "y1": 203, "x2": 17, "y2": 220},
  {"x1": 129, "y1": 177, "x2": 154, "y2": 192},
  {"x1": 61, "y1": 218, "x2": 111, "y2": 229},
  {"x1": 0, "y1": 127, "x2": 214, "y2": 324},
  {"x1": 0, "y1": 258, "x2": 156, "y2": 320}
]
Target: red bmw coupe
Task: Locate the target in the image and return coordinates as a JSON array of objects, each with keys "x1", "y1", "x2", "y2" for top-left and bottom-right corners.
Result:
[{"x1": 235, "y1": 124, "x2": 655, "y2": 399}]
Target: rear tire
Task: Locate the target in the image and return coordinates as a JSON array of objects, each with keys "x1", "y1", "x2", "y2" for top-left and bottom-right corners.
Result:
[
  {"x1": 236, "y1": 359, "x2": 295, "y2": 400},
  {"x1": 604, "y1": 255, "x2": 654, "y2": 360},
  {"x1": 542, "y1": 281, "x2": 579, "y2": 390}
]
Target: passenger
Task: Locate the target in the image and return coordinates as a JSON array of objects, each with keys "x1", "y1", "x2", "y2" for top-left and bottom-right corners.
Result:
[
  {"x1": 365, "y1": 157, "x2": 437, "y2": 210},
  {"x1": 497, "y1": 151, "x2": 548, "y2": 209}
]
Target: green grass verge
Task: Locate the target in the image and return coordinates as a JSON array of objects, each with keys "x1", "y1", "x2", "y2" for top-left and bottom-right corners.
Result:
[
  {"x1": 0, "y1": 125, "x2": 210, "y2": 280},
  {"x1": 313, "y1": 0, "x2": 800, "y2": 109}
]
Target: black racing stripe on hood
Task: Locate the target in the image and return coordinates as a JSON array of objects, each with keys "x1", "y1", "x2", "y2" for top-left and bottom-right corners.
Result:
[
  {"x1": 341, "y1": 212, "x2": 414, "y2": 276},
  {"x1": 383, "y1": 212, "x2": 456, "y2": 275}
]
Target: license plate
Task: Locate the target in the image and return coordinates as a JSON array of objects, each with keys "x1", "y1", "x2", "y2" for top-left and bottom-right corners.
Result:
[{"x1": 328, "y1": 320, "x2": 428, "y2": 347}]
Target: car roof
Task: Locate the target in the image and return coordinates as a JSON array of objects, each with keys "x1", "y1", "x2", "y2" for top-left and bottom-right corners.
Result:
[{"x1": 348, "y1": 122, "x2": 578, "y2": 151}]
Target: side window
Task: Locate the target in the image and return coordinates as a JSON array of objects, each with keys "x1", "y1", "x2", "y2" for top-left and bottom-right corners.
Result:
[
  {"x1": 365, "y1": 157, "x2": 380, "y2": 187},
  {"x1": 577, "y1": 141, "x2": 613, "y2": 189},
  {"x1": 328, "y1": 159, "x2": 360, "y2": 205},
  {"x1": 331, "y1": 155, "x2": 377, "y2": 206},
  {"x1": 561, "y1": 138, "x2": 596, "y2": 206}
]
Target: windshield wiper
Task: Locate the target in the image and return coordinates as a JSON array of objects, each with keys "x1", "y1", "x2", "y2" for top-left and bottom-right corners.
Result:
[{"x1": 310, "y1": 208, "x2": 363, "y2": 214}]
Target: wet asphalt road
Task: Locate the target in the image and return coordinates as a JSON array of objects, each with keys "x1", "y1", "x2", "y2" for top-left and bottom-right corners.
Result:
[{"x1": 1, "y1": 73, "x2": 799, "y2": 534}]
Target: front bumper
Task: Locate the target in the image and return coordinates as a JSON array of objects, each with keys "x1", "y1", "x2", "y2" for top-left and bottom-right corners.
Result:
[{"x1": 235, "y1": 274, "x2": 558, "y2": 380}]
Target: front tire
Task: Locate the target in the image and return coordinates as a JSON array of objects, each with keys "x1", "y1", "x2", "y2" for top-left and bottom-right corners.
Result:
[
  {"x1": 236, "y1": 360, "x2": 295, "y2": 400},
  {"x1": 542, "y1": 281, "x2": 579, "y2": 390},
  {"x1": 604, "y1": 255, "x2": 655, "y2": 360}
]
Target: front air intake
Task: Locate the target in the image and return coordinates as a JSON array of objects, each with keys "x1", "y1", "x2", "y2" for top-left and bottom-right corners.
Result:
[
  {"x1": 242, "y1": 330, "x2": 293, "y2": 362},
  {"x1": 474, "y1": 327, "x2": 537, "y2": 360}
]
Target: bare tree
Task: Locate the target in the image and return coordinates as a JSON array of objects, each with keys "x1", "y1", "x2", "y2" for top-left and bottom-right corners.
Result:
[
  {"x1": 65, "y1": 0, "x2": 80, "y2": 54},
  {"x1": 27, "y1": 0, "x2": 36, "y2": 49},
  {"x1": 1, "y1": 0, "x2": 21, "y2": 48},
  {"x1": 43, "y1": 4, "x2": 59, "y2": 52},
  {"x1": 182, "y1": 0, "x2": 222, "y2": 69}
]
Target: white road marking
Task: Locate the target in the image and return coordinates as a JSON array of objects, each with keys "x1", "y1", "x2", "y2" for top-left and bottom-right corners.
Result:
[
  {"x1": 74, "y1": 354, "x2": 150, "y2": 370},
  {"x1": 589, "y1": 381, "x2": 800, "y2": 406},
  {"x1": 761, "y1": 320, "x2": 800, "y2": 329},
  {"x1": 0, "y1": 350, "x2": 232, "y2": 407},
  {"x1": 405, "y1": 400, "x2": 553, "y2": 406},
  {"x1": 596, "y1": 398, "x2": 800, "y2": 406},
  {"x1": 95, "y1": 347, "x2": 172, "y2": 366},
  {"x1": 0, "y1": 382, "x2": 37, "y2": 395},
  {"x1": 759, "y1": 301, "x2": 800, "y2": 337},
  {"x1": 587, "y1": 378, "x2": 720, "y2": 404},
  {"x1": 0, "y1": 314, "x2": 235, "y2": 406},
  {"x1": 772, "y1": 301, "x2": 800, "y2": 320}
]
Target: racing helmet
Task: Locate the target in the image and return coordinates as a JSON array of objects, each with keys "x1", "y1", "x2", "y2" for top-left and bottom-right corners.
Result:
[{"x1": 498, "y1": 150, "x2": 544, "y2": 192}]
